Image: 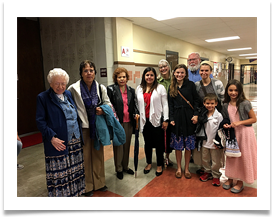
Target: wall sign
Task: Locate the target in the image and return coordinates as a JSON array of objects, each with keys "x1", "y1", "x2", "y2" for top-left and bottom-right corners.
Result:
[
  {"x1": 100, "y1": 68, "x2": 107, "y2": 77},
  {"x1": 121, "y1": 46, "x2": 130, "y2": 57}
]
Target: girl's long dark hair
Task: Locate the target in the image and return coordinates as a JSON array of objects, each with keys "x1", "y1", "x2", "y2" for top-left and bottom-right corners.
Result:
[
  {"x1": 224, "y1": 79, "x2": 247, "y2": 108},
  {"x1": 140, "y1": 67, "x2": 158, "y2": 93}
]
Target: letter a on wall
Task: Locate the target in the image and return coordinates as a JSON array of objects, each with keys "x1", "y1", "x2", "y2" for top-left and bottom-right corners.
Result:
[{"x1": 121, "y1": 46, "x2": 130, "y2": 57}]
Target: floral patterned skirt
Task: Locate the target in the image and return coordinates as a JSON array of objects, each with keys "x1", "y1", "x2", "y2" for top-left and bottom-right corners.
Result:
[
  {"x1": 45, "y1": 137, "x2": 85, "y2": 197},
  {"x1": 170, "y1": 133, "x2": 196, "y2": 151}
]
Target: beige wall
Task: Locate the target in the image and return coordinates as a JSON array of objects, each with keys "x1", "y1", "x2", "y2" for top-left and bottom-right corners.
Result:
[{"x1": 112, "y1": 18, "x2": 236, "y2": 89}]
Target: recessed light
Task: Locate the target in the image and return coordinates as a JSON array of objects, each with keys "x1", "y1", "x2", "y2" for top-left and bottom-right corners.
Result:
[
  {"x1": 152, "y1": 17, "x2": 177, "y2": 21},
  {"x1": 239, "y1": 53, "x2": 257, "y2": 56},
  {"x1": 205, "y1": 36, "x2": 240, "y2": 42},
  {"x1": 245, "y1": 57, "x2": 257, "y2": 59},
  {"x1": 227, "y1": 47, "x2": 252, "y2": 51}
]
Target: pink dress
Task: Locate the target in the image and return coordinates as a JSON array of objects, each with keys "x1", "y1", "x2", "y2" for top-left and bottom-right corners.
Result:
[{"x1": 225, "y1": 104, "x2": 257, "y2": 184}]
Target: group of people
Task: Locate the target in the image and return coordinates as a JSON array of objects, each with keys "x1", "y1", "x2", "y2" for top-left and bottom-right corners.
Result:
[{"x1": 35, "y1": 52, "x2": 257, "y2": 197}]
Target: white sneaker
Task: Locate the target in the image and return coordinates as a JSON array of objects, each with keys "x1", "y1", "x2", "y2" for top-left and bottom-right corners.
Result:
[{"x1": 17, "y1": 164, "x2": 24, "y2": 170}]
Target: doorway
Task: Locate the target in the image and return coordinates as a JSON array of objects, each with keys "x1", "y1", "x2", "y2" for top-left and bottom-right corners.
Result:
[
  {"x1": 17, "y1": 18, "x2": 45, "y2": 134},
  {"x1": 240, "y1": 64, "x2": 257, "y2": 84},
  {"x1": 228, "y1": 63, "x2": 234, "y2": 80},
  {"x1": 166, "y1": 50, "x2": 178, "y2": 71},
  {"x1": 240, "y1": 65, "x2": 245, "y2": 84}
]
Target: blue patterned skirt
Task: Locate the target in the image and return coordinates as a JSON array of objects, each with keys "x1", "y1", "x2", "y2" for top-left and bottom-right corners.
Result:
[
  {"x1": 170, "y1": 133, "x2": 196, "y2": 151},
  {"x1": 45, "y1": 137, "x2": 85, "y2": 197}
]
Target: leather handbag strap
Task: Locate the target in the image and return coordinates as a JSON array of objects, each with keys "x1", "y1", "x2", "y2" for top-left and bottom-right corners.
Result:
[{"x1": 177, "y1": 90, "x2": 194, "y2": 110}]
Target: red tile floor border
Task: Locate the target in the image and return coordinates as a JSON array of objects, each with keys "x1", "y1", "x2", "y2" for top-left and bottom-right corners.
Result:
[
  {"x1": 133, "y1": 167, "x2": 257, "y2": 197},
  {"x1": 90, "y1": 167, "x2": 256, "y2": 197}
]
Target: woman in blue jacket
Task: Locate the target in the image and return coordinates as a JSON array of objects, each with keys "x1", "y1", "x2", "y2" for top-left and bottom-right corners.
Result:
[{"x1": 36, "y1": 68, "x2": 85, "y2": 197}]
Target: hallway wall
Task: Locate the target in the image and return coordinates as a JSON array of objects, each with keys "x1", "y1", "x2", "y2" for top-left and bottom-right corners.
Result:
[
  {"x1": 112, "y1": 18, "x2": 238, "y2": 89},
  {"x1": 38, "y1": 17, "x2": 241, "y2": 92},
  {"x1": 39, "y1": 17, "x2": 96, "y2": 88}
]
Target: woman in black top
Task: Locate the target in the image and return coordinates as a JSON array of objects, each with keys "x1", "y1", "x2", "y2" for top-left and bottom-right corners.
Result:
[
  {"x1": 107, "y1": 67, "x2": 139, "y2": 180},
  {"x1": 168, "y1": 64, "x2": 200, "y2": 179}
]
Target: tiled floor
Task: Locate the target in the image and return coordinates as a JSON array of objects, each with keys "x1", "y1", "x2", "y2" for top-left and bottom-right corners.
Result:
[{"x1": 17, "y1": 83, "x2": 258, "y2": 197}]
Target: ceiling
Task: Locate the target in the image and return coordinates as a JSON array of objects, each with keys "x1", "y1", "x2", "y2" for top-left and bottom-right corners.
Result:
[{"x1": 123, "y1": 17, "x2": 257, "y2": 60}]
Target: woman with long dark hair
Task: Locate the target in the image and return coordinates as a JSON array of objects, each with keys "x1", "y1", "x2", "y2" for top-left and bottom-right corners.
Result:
[
  {"x1": 136, "y1": 67, "x2": 169, "y2": 176},
  {"x1": 168, "y1": 64, "x2": 200, "y2": 179}
]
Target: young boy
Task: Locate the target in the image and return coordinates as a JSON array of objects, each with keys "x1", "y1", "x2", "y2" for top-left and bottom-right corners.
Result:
[{"x1": 199, "y1": 93, "x2": 224, "y2": 186}]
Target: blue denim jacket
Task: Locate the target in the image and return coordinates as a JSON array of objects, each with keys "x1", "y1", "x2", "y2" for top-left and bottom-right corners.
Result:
[{"x1": 58, "y1": 95, "x2": 81, "y2": 141}]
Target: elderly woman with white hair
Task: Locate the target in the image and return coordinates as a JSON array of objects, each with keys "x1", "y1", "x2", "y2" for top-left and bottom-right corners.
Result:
[{"x1": 36, "y1": 68, "x2": 85, "y2": 197}]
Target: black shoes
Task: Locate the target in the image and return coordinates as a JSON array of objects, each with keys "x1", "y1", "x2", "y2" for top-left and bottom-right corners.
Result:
[
  {"x1": 144, "y1": 165, "x2": 163, "y2": 176},
  {"x1": 98, "y1": 186, "x2": 108, "y2": 192},
  {"x1": 117, "y1": 168, "x2": 134, "y2": 179},
  {"x1": 117, "y1": 171, "x2": 124, "y2": 180},
  {"x1": 123, "y1": 168, "x2": 134, "y2": 175},
  {"x1": 83, "y1": 190, "x2": 94, "y2": 197},
  {"x1": 143, "y1": 165, "x2": 151, "y2": 174}
]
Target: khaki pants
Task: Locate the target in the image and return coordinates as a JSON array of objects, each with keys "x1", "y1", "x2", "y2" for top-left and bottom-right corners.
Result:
[
  {"x1": 192, "y1": 148, "x2": 203, "y2": 167},
  {"x1": 201, "y1": 147, "x2": 224, "y2": 178},
  {"x1": 113, "y1": 122, "x2": 133, "y2": 172},
  {"x1": 82, "y1": 128, "x2": 105, "y2": 192}
]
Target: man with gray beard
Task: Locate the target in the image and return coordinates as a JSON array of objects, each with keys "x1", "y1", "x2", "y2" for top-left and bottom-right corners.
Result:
[{"x1": 187, "y1": 52, "x2": 213, "y2": 82}]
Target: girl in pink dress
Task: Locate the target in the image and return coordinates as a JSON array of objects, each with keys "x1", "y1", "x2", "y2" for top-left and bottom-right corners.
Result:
[{"x1": 221, "y1": 79, "x2": 257, "y2": 194}]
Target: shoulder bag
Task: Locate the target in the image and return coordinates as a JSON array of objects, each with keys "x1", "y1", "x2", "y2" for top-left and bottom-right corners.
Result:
[{"x1": 177, "y1": 90, "x2": 194, "y2": 110}]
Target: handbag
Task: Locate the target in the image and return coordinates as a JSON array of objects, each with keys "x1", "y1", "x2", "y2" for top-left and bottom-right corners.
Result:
[
  {"x1": 224, "y1": 128, "x2": 241, "y2": 157},
  {"x1": 177, "y1": 90, "x2": 194, "y2": 110}
]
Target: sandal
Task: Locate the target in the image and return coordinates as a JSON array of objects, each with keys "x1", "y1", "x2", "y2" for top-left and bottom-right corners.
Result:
[
  {"x1": 184, "y1": 171, "x2": 192, "y2": 179},
  {"x1": 175, "y1": 170, "x2": 182, "y2": 178}
]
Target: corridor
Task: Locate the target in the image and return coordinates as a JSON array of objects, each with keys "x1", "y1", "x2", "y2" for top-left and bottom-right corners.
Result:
[{"x1": 17, "y1": 83, "x2": 258, "y2": 198}]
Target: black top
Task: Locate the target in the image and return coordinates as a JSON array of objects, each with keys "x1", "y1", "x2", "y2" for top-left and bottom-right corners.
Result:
[{"x1": 168, "y1": 79, "x2": 200, "y2": 137}]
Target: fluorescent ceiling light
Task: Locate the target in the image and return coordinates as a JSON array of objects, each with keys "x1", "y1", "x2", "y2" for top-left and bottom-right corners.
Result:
[
  {"x1": 227, "y1": 47, "x2": 252, "y2": 51},
  {"x1": 245, "y1": 57, "x2": 257, "y2": 59},
  {"x1": 239, "y1": 53, "x2": 257, "y2": 56},
  {"x1": 152, "y1": 16, "x2": 177, "y2": 21},
  {"x1": 205, "y1": 36, "x2": 240, "y2": 42}
]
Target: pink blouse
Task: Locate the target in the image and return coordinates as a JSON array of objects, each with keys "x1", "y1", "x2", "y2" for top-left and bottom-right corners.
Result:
[{"x1": 120, "y1": 85, "x2": 130, "y2": 123}]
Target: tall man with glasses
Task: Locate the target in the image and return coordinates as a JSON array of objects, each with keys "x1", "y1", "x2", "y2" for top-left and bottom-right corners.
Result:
[{"x1": 187, "y1": 52, "x2": 213, "y2": 82}]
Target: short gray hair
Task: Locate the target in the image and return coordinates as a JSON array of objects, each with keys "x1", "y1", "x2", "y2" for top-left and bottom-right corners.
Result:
[
  {"x1": 158, "y1": 59, "x2": 171, "y2": 79},
  {"x1": 188, "y1": 52, "x2": 201, "y2": 60},
  {"x1": 47, "y1": 68, "x2": 69, "y2": 84}
]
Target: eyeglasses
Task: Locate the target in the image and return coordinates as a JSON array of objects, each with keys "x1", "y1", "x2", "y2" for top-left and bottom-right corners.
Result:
[
  {"x1": 187, "y1": 58, "x2": 198, "y2": 62},
  {"x1": 83, "y1": 69, "x2": 95, "y2": 74},
  {"x1": 53, "y1": 82, "x2": 66, "y2": 87},
  {"x1": 159, "y1": 65, "x2": 167, "y2": 69}
]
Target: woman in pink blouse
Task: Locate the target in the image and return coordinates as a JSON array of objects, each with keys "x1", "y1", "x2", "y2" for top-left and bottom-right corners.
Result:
[{"x1": 107, "y1": 67, "x2": 139, "y2": 180}]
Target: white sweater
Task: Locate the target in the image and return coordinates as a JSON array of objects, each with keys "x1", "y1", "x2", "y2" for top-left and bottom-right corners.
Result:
[
  {"x1": 136, "y1": 84, "x2": 169, "y2": 133},
  {"x1": 68, "y1": 80, "x2": 111, "y2": 128}
]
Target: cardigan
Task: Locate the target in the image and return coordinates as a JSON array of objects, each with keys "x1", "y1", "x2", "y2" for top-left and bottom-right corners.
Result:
[
  {"x1": 195, "y1": 78, "x2": 225, "y2": 103},
  {"x1": 222, "y1": 100, "x2": 253, "y2": 127},
  {"x1": 107, "y1": 83, "x2": 139, "y2": 127},
  {"x1": 36, "y1": 88, "x2": 83, "y2": 157},
  {"x1": 68, "y1": 80, "x2": 111, "y2": 128},
  {"x1": 136, "y1": 84, "x2": 169, "y2": 133}
]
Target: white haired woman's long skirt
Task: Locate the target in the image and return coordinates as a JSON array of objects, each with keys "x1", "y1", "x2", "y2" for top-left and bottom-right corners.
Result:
[{"x1": 45, "y1": 137, "x2": 85, "y2": 197}]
